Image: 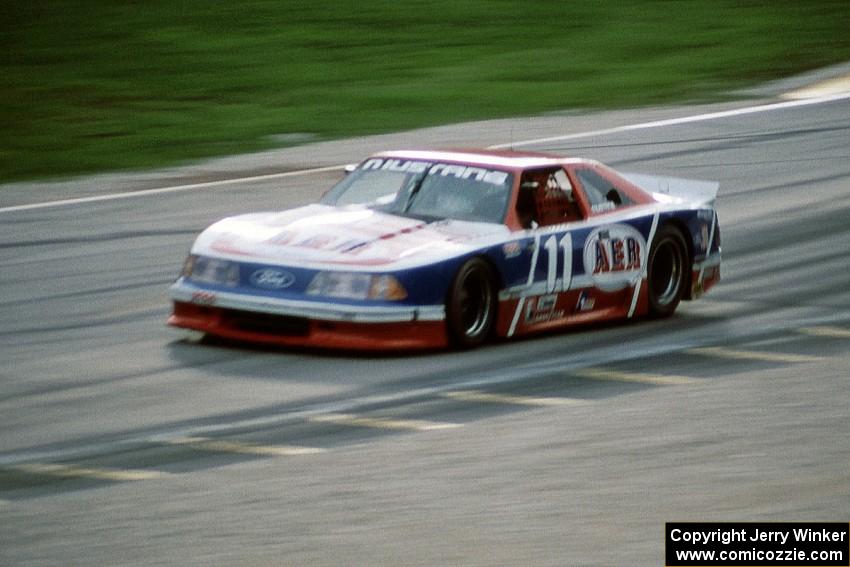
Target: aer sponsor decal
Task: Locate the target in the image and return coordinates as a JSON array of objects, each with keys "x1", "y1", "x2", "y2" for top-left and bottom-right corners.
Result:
[{"x1": 583, "y1": 224, "x2": 646, "y2": 291}]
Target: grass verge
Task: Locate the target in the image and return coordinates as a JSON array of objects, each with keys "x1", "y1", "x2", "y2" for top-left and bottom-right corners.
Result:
[{"x1": 2, "y1": 0, "x2": 850, "y2": 182}]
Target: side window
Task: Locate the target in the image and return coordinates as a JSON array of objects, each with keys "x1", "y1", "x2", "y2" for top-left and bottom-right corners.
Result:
[
  {"x1": 516, "y1": 168, "x2": 582, "y2": 228},
  {"x1": 575, "y1": 168, "x2": 633, "y2": 214}
]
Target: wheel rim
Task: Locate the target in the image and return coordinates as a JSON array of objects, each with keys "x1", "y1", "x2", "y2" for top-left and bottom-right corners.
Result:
[
  {"x1": 459, "y1": 268, "x2": 493, "y2": 338},
  {"x1": 650, "y1": 239, "x2": 683, "y2": 306}
]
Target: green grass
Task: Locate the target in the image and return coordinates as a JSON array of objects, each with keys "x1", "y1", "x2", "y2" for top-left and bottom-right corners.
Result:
[{"x1": 3, "y1": 0, "x2": 850, "y2": 182}]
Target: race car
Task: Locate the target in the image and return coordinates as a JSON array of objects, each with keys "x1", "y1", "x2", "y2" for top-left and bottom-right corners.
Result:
[{"x1": 168, "y1": 149, "x2": 721, "y2": 350}]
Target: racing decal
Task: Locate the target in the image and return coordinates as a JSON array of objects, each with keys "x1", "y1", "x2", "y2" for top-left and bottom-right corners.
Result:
[
  {"x1": 361, "y1": 158, "x2": 431, "y2": 173},
  {"x1": 627, "y1": 213, "x2": 658, "y2": 318},
  {"x1": 197, "y1": 204, "x2": 513, "y2": 271},
  {"x1": 697, "y1": 224, "x2": 709, "y2": 252},
  {"x1": 692, "y1": 264, "x2": 720, "y2": 299},
  {"x1": 591, "y1": 201, "x2": 617, "y2": 214},
  {"x1": 427, "y1": 163, "x2": 509, "y2": 186},
  {"x1": 524, "y1": 293, "x2": 564, "y2": 324},
  {"x1": 691, "y1": 212, "x2": 716, "y2": 255},
  {"x1": 697, "y1": 209, "x2": 715, "y2": 221},
  {"x1": 697, "y1": 210, "x2": 717, "y2": 285},
  {"x1": 214, "y1": 232, "x2": 372, "y2": 257},
  {"x1": 524, "y1": 233, "x2": 574, "y2": 294},
  {"x1": 575, "y1": 290, "x2": 595, "y2": 313},
  {"x1": 583, "y1": 224, "x2": 646, "y2": 292},
  {"x1": 360, "y1": 159, "x2": 509, "y2": 186},
  {"x1": 210, "y1": 235, "x2": 262, "y2": 258},
  {"x1": 191, "y1": 291, "x2": 218, "y2": 306},
  {"x1": 502, "y1": 241, "x2": 522, "y2": 259},
  {"x1": 507, "y1": 232, "x2": 573, "y2": 336}
]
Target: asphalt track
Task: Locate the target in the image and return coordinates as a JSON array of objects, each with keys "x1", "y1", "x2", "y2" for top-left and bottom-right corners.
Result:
[{"x1": 1, "y1": 89, "x2": 850, "y2": 565}]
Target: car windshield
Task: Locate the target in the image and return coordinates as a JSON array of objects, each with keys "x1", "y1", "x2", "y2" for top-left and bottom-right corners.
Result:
[{"x1": 321, "y1": 158, "x2": 514, "y2": 224}]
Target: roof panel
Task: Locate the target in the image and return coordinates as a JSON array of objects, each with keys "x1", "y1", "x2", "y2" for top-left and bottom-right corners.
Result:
[{"x1": 374, "y1": 149, "x2": 589, "y2": 169}]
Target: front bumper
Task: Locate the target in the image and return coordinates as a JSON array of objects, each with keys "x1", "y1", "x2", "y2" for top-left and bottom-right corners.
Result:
[{"x1": 168, "y1": 281, "x2": 448, "y2": 350}]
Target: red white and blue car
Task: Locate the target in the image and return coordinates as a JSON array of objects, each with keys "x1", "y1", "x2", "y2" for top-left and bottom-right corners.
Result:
[{"x1": 168, "y1": 150, "x2": 721, "y2": 350}]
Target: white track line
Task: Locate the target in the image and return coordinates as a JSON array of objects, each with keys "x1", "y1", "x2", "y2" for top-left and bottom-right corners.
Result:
[
  {"x1": 0, "y1": 165, "x2": 344, "y2": 214},
  {"x1": 2, "y1": 92, "x2": 849, "y2": 215},
  {"x1": 489, "y1": 92, "x2": 850, "y2": 150}
]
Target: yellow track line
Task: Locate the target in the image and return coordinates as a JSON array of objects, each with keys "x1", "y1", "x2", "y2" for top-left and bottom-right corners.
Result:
[
  {"x1": 798, "y1": 326, "x2": 850, "y2": 339},
  {"x1": 6, "y1": 463, "x2": 167, "y2": 482},
  {"x1": 164, "y1": 437, "x2": 325, "y2": 456},
  {"x1": 442, "y1": 390, "x2": 586, "y2": 407},
  {"x1": 572, "y1": 367, "x2": 699, "y2": 386},
  {"x1": 309, "y1": 413, "x2": 461, "y2": 431},
  {"x1": 687, "y1": 346, "x2": 822, "y2": 363}
]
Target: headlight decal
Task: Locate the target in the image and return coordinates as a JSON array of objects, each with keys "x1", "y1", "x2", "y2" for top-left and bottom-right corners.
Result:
[
  {"x1": 307, "y1": 272, "x2": 408, "y2": 301},
  {"x1": 369, "y1": 274, "x2": 407, "y2": 301},
  {"x1": 181, "y1": 254, "x2": 198, "y2": 278},
  {"x1": 185, "y1": 256, "x2": 240, "y2": 287}
]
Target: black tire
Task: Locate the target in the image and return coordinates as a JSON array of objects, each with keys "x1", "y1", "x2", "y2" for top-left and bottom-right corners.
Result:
[
  {"x1": 446, "y1": 258, "x2": 497, "y2": 348},
  {"x1": 647, "y1": 225, "x2": 688, "y2": 318}
]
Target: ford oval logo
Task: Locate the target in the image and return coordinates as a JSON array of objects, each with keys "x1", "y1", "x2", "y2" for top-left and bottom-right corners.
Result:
[{"x1": 250, "y1": 268, "x2": 295, "y2": 290}]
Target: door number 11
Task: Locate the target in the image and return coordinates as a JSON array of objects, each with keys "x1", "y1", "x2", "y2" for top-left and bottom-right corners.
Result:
[{"x1": 528, "y1": 233, "x2": 573, "y2": 293}]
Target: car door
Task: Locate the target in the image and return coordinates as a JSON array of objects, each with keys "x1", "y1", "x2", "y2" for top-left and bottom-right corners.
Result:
[
  {"x1": 501, "y1": 165, "x2": 655, "y2": 337},
  {"x1": 500, "y1": 167, "x2": 591, "y2": 336}
]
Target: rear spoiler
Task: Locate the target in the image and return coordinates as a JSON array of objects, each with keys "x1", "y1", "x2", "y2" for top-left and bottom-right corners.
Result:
[{"x1": 621, "y1": 173, "x2": 719, "y2": 206}]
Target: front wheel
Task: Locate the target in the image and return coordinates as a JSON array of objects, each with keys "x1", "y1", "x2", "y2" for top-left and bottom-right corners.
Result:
[
  {"x1": 445, "y1": 258, "x2": 497, "y2": 349},
  {"x1": 647, "y1": 225, "x2": 688, "y2": 318}
]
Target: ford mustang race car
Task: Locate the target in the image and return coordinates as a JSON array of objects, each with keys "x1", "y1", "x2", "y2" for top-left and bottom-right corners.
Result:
[{"x1": 168, "y1": 149, "x2": 721, "y2": 350}]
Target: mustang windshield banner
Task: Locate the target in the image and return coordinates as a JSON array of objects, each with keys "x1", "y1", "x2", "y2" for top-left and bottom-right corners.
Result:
[{"x1": 360, "y1": 158, "x2": 510, "y2": 186}]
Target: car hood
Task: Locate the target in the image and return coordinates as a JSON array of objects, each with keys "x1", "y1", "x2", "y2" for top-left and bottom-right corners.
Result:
[{"x1": 192, "y1": 204, "x2": 510, "y2": 270}]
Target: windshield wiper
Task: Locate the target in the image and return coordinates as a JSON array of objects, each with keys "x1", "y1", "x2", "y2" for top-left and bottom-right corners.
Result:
[
  {"x1": 399, "y1": 211, "x2": 443, "y2": 223},
  {"x1": 402, "y1": 163, "x2": 435, "y2": 213}
]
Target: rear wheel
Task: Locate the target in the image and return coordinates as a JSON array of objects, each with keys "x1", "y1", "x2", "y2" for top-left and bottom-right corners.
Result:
[
  {"x1": 446, "y1": 258, "x2": 497, "y2": 348},
  {"x1": 647, "y1": 225, "x2": 688, "y2": 317}
]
